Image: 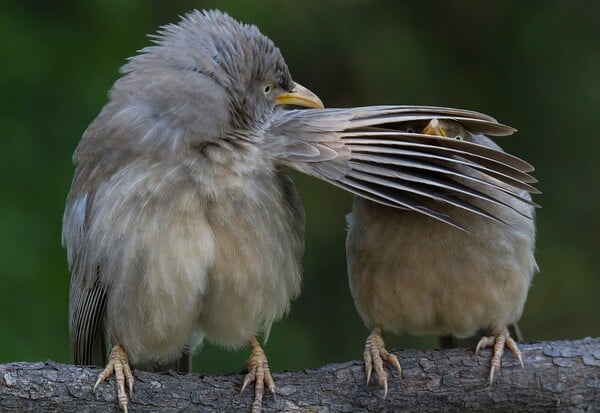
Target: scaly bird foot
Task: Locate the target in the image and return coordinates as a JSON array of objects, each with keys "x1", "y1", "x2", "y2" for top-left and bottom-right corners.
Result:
[
  {"x1": 364, "y1": 326, "x2": 402, "y2": 398},
  {"x1": 94, "y1": 344, "x2": 134, "y2": 412},
  {"x1": 476, "y1": 327, "x2": 524, "y2": 384},
  {"x1": 241, "y1": 337, "x2": 275, "y2": 413}
]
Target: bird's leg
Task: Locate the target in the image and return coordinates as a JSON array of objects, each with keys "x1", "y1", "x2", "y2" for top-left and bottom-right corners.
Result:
[
  {"x1": 476, "y1": 326, "x2": 524, "y2": 384},
  {"x1": 363, "y1": 326, "x2": 401, "y2": 398},
  {"x1": 241, "y1": 337, "x2": 275, "y2": 413},
  {"x1": 94, "y1": 344, "x2": 134, "y2": 413}
]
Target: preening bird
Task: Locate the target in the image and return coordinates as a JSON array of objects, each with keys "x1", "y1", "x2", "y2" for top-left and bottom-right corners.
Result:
[
  {"x1": 62, "y1": 10, "x2": 537, "y2": 412},
  {"x1": 346, "y1": 118, "x2": 538, "y2": 396}
]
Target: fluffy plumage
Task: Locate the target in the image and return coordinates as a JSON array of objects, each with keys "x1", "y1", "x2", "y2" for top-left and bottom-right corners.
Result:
[{"x1": 63, "y1": 10, "x2": 536, "y2": 411}]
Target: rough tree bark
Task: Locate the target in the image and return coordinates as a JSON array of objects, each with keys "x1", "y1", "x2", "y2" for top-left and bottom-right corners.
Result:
[{"x1": 1, "y1": 337, "x2": 599, "y2": 412}]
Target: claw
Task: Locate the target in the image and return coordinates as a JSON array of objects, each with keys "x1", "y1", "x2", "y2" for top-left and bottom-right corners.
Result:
[
  {"x1": 93, "y1": 344, "x2": 134, "y2": 412},
  {"x1": 364, "y1": 338, "x2": 373, "y2": 385},
  {"x1": 242, "y1": 337, "x2": 275, "y2": 413},
  {"x1": 382, "y1": 377, "x2": 388, "y2": 399},
  {"x1": 240, "y1": 368, "x2": 255, "y2": 395},
  {"x1": 476, "y1": 327, "x2": 523, "y2": 384},
  {"x1": 506, "y1": 336, "x2": 525, "y2": 368},
  {"x1": 363, "y1": 327, "x2": 401, "y2": 398},
  {"x1": 475, "y1": 336, "x2": 495, "y2": 356}
]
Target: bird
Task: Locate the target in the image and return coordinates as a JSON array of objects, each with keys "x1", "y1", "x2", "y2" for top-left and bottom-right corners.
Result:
[
  {"x1": 62, "y1": 9, "x2": 537, "y2": 412},
  {"x1": 345, "y1": 118, "x2": 539, "y2": 397}
]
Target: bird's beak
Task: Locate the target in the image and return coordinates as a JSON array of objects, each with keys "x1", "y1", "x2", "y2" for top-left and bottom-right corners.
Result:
[
  {"x1": 421, "y1": 119, "x2": 446, "y2": 137},
  {"x1": 275, "y1": 82, "x2": 324, "y2": 109}
]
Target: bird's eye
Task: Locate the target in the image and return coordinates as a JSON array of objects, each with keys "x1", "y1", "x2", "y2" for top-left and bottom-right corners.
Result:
[
  {"x1": 454, "y1": 135, "x2": 463, "y2": 140},
  {"x1": 263, "y1": 84, "x2": 273, "y2": 95}
]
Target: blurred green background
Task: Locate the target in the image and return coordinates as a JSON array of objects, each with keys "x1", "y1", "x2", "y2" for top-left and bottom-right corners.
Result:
[{"x1": 1, "y1": 0, "x2": 598, "y2": 375}]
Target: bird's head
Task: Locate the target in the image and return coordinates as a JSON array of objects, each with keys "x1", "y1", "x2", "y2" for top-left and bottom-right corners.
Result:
[
  {"x1": 421, "y1": 119, "x2": 473, "y2": 142},
  {"x1": 102, "y1": 9, "x2": 322, "y2": 155}
]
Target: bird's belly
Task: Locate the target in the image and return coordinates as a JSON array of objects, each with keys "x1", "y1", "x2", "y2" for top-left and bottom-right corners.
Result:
[
  {"x1": 97, "y1": 167, "x2": 302, "y2": 364},
  {"x1": 198, "y1": 188, "x2": 302, "y2": 348},
  {"x1": 100, "y1": 189, "x2": 215, "y2": 366},
  {"x1": 347, "y1": 204, "x2": 534, "y2": 338},
  {"x1": 361, "y1": 258, "x2": 528, "y2": 337}
]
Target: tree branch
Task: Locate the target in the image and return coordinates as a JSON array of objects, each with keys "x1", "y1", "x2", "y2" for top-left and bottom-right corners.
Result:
[{"x1": 1, "y1": 338, "x2": 599, "y2": 412}]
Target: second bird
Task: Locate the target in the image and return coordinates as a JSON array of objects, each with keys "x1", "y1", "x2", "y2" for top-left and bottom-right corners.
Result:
[{"x1": 346, "y1": 119, "x2": 539, "y2": 395}]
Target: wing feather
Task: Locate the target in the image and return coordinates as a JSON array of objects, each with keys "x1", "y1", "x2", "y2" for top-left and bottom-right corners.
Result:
[
  {"x1": 64, "y1": 191, "x2": 108, "y2": 366},
  {"x1": 267, "y1": 105, "x2": 539, "y2": 227}
]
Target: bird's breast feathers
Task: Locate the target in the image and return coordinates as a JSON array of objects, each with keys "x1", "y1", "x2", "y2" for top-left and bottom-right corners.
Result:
[{"x1": 65, "y1": 158, "x2": 301, "y2": 361}]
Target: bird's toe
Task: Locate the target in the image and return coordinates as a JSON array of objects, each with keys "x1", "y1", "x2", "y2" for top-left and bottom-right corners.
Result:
[
  {"x1": 94, "y1": 344, "x2": 134, "y2": 412},
  {"x1": 363, "y1": 327, "x2": 401, "y2": 398},
  {"x1": 242, "y1": 337, "x2": 275, "y2": 413},
  {"x1": 475, "y1": 327, "x2": 523, "y2": 384}
]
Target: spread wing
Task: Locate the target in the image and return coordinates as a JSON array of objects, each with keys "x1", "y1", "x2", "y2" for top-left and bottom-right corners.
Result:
[{"x1": 266, "y1": 105, "x2": 538, "y2": 231}]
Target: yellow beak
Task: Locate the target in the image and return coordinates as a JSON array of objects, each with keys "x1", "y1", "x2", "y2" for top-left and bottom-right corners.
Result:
[
  {"x1": 275, "y1": 82, "x2": 324, "y2": 109},
  {"x1": 421, "y1": 119, "x2": 446, "y2": 137}
]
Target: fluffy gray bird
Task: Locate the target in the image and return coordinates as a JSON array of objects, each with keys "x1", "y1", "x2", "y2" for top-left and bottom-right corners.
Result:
[
  {"x1": 63, "y1": 10, "x2": 537, "y2": 412},
  {"x1": 346, "y1": 118, "x2": 539, "y2": 396}
]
